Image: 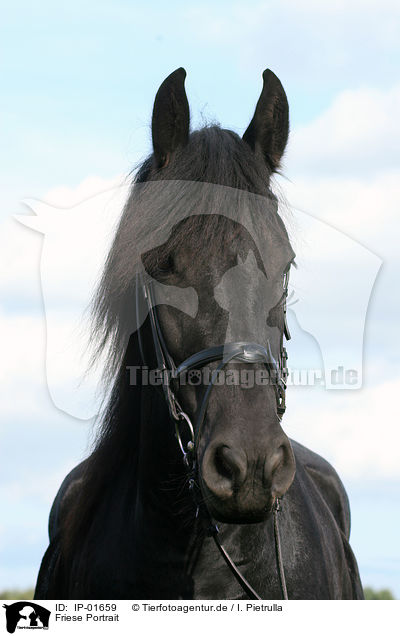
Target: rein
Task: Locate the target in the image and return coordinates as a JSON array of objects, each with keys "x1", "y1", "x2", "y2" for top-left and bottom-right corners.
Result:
[{"x1": 135, "y1": 271, "x2": 290, "y2": 600}]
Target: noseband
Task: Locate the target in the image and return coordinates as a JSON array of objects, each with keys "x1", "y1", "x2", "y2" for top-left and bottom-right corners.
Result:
[{"x1": 135, "y1": 269, "x2": 291, "y2": 600}]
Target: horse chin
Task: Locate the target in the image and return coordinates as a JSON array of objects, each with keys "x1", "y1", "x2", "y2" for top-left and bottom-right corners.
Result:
[
  {"x1": 211, "y1": 509, "x2": 270, "y2": 525},
  {"x1": 202, "y1": 490, "x2": 274, "y2": 525}
]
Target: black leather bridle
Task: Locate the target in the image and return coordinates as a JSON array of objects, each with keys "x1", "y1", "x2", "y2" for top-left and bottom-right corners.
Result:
[{"x1": 135, "y1": 268, "x2": 291, "y2": 600}]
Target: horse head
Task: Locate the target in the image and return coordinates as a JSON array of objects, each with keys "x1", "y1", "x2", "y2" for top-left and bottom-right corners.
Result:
[{"x1": 132, "y1": 68, "x2": 296, "y2": 523}]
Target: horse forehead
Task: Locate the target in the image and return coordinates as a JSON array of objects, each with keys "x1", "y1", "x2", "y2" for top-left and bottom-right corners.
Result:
[
  {"x1": 177, "y1": 236, "x2": 291, "y2": 273},
  {"x1": 215, "y1": 253, "x2": 282, "y2": 320}
]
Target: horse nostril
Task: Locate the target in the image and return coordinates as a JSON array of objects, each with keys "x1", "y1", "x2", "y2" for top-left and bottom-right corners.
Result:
[
  {"x1": 219, "y1": 446, "x2": 247, "y2": 488},
  {"x1": 202, "y1": 444, "x2": 247, "y2": 498},
  {"x1": 267, "y1": 446, "x2": 285, "y2": 479},
  {"x1": 215, "y1": 446, "x2": 236, "y2": 481},
  {"x1": 269, "y1": 441, "x2": 296, "y2": 498}
]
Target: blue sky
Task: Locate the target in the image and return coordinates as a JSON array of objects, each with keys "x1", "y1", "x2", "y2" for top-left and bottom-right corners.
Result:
[{"x1": 1, "y1": 0, "x2": 400, "y2": 597}]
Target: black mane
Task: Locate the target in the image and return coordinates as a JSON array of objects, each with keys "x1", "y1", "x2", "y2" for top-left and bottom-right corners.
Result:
[{"x1": 136, "y1": 126, "x2": 271, "y2": 191}]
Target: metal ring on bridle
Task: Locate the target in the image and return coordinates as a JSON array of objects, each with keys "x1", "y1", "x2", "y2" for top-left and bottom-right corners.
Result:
[{"x1": 174, "y1": 409, "x2": 195, "y2": 457}]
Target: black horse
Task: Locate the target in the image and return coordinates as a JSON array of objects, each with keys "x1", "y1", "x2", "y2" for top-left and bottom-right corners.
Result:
[{"x1": 34, "y1": 68, "x2": 363, "y2": 600}]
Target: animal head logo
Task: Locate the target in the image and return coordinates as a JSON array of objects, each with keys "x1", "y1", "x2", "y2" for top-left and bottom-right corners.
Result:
[
  {"x1": 2, "y1": 602, "x2": 50, "y2": 633},
  {"x1": 17, "y1": 180, "x2": 382, "y2": 419}
]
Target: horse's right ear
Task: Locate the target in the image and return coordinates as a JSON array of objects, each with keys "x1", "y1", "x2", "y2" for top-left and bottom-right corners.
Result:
[{"x1": 152, "y1": 67, "x2": 190, "y2": 168}]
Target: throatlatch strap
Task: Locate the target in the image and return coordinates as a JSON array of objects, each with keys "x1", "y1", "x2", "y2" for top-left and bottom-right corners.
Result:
[
  {"x1": 211, "y1": 527, "x2": 261, "y2": 600},
  {"x1": 207, "y1": 499, "x2": 288, "y2": 601},
  {"x1": 273, "y1": 499, "x2": 288, "y2": 600}
]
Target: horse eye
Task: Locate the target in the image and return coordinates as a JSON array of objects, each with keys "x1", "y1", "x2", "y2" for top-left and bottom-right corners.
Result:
[{"x1": 156, "y1": 254, "x2": 174, "y2": 274}]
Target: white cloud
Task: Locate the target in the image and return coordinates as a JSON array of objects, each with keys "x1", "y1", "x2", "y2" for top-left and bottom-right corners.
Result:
[
  {"x1": 275, "y1": 171, "x2": 400, "y2": 272},
  {"x1": 37, "y1": 174, "x2": 127, "y2": 208},
  {"x1": 2, "y1": 176, "x2": 128, "y2": 419},
  {"x1": 0, "y1": 308, "x2": 100, "y2": 422},
  {"x1": 0, "y1": 463, "x2": 78, "y2": 507},
  {"x1": 286, "y1": 85, "x2": 400, "y2": 176},
  {"x1": 0, "y1": 178, "x2": 123, "y2": 422},
  {"x1": 285, "y1": 376, "x2": 400, "y2": 480},
  {"x1": 0, "y1": 175, "x2": 126, "y2": 306},
  {"x1": 18, "y1": 174, "x2": 127, "y2": 306},
  {"x1": 0, "y1": 217, "x2": 42, "y2": 304},
  {"x1": 0, "y1": 312, "x2": 48, "y2": 418}
]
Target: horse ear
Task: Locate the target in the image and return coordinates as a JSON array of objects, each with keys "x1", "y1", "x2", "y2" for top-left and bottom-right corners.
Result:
[
  {"x1": 152, "y1": 67, "x2": 190, "y2": 168},
  {"x1": 243, "y1": 69, "x2": 289, "y2": 172}
]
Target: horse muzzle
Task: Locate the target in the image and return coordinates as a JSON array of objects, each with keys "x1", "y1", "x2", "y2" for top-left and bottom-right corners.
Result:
[{"x1": 200, "y1": 435, "x2": 296, "y2": 523}]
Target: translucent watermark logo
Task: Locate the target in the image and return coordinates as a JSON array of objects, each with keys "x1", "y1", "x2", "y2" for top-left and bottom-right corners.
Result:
[
  {"x1": 16, "y1": 180, "x2": 382, "y2": 419},
  {"x1": 127, "y1": 365, "x2": 359, "y2": 389}
]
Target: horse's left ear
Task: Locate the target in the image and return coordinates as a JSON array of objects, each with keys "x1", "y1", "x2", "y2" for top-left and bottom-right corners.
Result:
[
  {"x1": 152, "y1": 67, "x2": 190, "y2": 168},
  {"x1": 243, "y1": 69, "x2": 289, "y2": 172}
]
